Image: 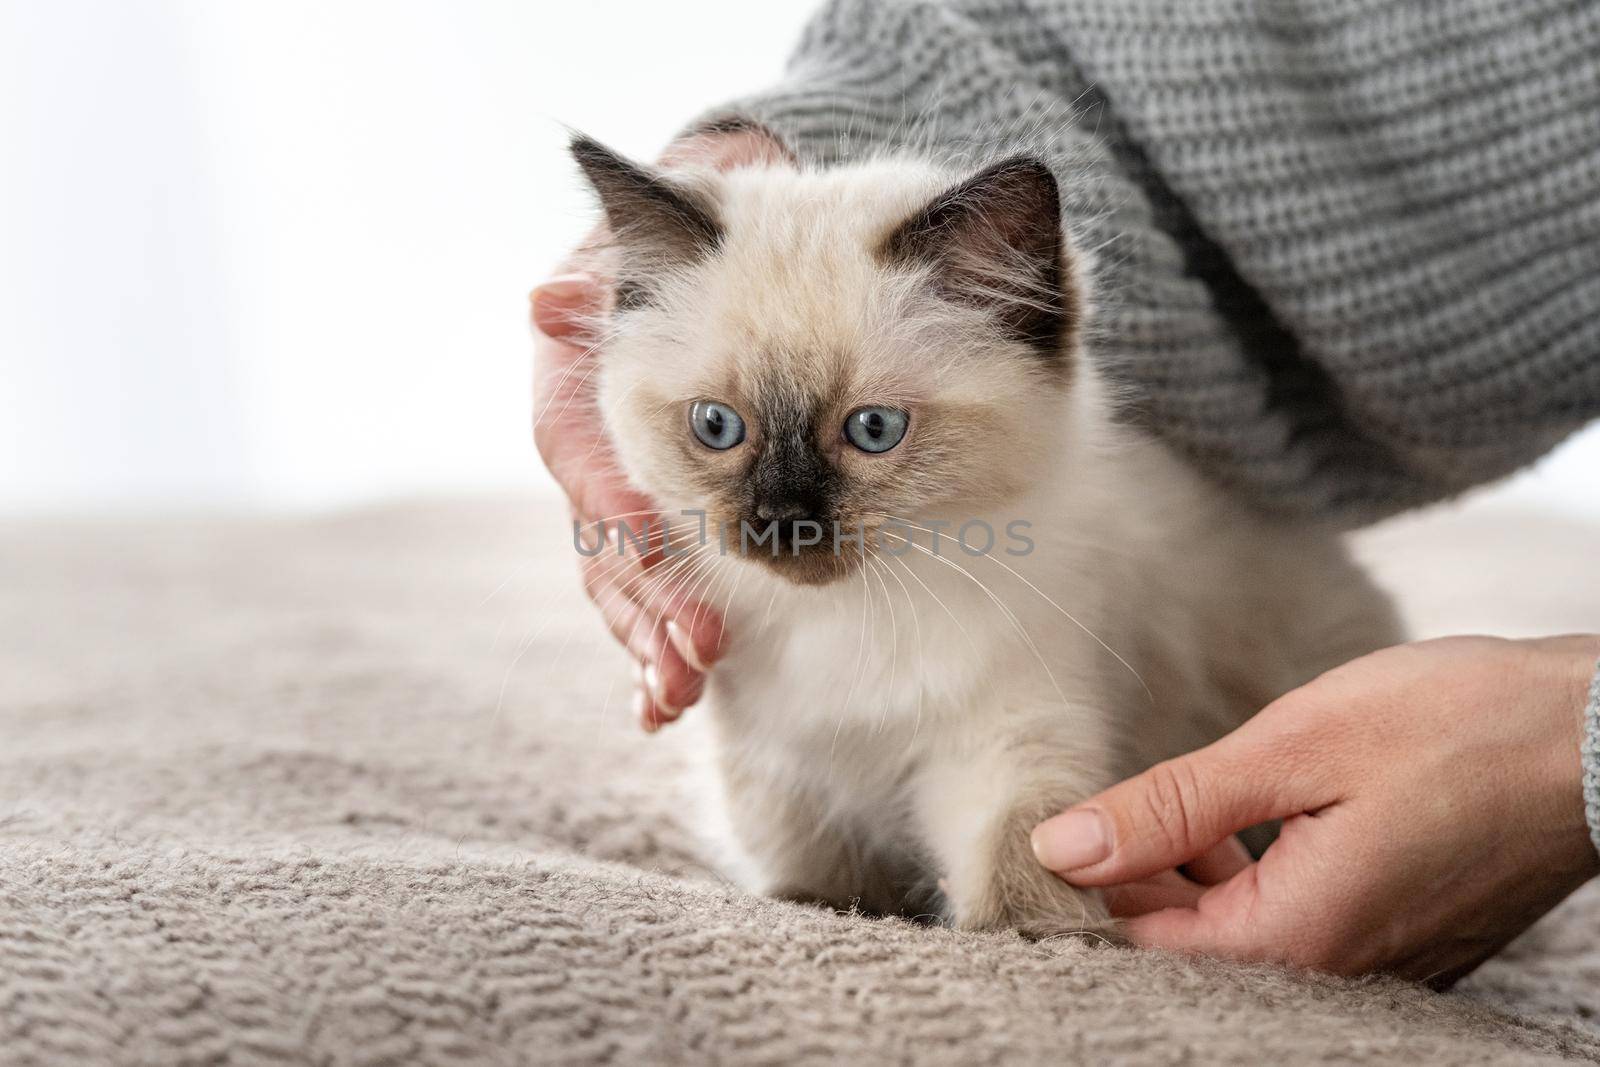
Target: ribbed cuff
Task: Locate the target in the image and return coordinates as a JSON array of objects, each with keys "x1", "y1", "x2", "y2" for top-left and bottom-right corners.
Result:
[{"x1": 1583, "y1": 659, "x2": 1600, "y2": 859}]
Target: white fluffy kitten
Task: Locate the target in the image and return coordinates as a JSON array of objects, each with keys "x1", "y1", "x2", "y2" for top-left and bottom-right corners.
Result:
[{"x1": 571, "y1": 133, "x2": 1400, "y2": 936}]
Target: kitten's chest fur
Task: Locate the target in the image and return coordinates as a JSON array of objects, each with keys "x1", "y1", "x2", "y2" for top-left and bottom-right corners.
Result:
[{"x1": 708, "y1": 569, "x2": 1045, "y2": 824}]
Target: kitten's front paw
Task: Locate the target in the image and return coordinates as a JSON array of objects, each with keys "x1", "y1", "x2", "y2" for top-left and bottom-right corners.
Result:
[
  {"x1": 945, "y1": 850, "x2": 1117, "y2": 941},
  {"x1": 940, "y1": 809, "x2": 1120, "y2": 940}
]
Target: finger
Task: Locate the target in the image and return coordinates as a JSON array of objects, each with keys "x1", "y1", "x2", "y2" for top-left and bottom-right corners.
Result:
[
  {"x1": 1118, "y1": 810, "x2": 1381, "y2": 966},
  {"x1": 1121, "y1": 864, "x2": 1274, "y2": 957},
  {"x1": 584, "y1": 541, "x2": 666, "y2": 647},
  {"x1": 1101, "y1": 871, "x2": 1206, "y2": 919},
  {"x1": 1181, "y1": 835, "x2": 1253, "y2": 887},
  {"x1": 1032, "y1": 726, "x2": 1317, "y2": 887},
  {"x1": 531, "y1": 327, "x2": 641, "y2": 514},
  {"x1": 598, "y1": 592, "x2": 702, "y2": 723},
  {"x1": 585, "y1": 552, "x2": 708, "y2": 713},
  {"x1": 615, "y1": 537, "x2": 726, "y2": 668},
  {"x1": 644, "y1": 642, "x2": 705, "y2": 723},
  {"x1": 530, "y1": 273, "x2": 602, "y2": 341},
  {"x1": 530, "y1": 272, "x2": 651, "y2": 526},
  {"x1": 598, "y1": 539, "x2": 722, "y2": 663},
  {"x1": 626, "y1": 663, "x2": 673, "y2": 734},
  {"x1": 535, "y1": 379, "x2": 656, "y2": 531},
  {"x1": 588, "y1": 562, "x2": 667, "y2": 663},
  {"x1": 660, "y1": 590, "x2": 726, "y2": 671},
  {"x1": 634, "y1": 686, "x2": 668, "y2": 733},
  {"x1": 666, "y1": 617, "x2": 715, "y2": 672}
]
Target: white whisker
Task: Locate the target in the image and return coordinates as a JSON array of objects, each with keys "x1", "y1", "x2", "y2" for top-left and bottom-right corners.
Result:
[{"x1": 887, "y1": 516, "x2": 1152, "y2": 704}]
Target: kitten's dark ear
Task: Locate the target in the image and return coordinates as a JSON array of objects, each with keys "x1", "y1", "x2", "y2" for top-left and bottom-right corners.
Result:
[
  {"x1": 879, "y1": 158, "x2": 1075, "y2": 363},
  {"x1": 570, "y1": 135, "x2": 723, "y2": 304}
]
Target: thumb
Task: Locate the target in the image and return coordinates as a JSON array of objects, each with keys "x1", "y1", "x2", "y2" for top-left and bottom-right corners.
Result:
[
  {"x1": 1031, "y1": 726, "x2": 1312, "y2": 886},
  {"x1": 530, "y1": 273, "x2": 601, "y2": 340}
]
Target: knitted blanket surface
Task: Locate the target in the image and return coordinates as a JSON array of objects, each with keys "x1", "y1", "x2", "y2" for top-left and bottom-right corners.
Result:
[{"x1": 3, "y1": 496, "x2": 1599, "y2": 1066}]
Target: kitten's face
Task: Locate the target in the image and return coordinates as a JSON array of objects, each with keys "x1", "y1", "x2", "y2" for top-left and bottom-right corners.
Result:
[{"x1": 573, "y1": 137, "x2": 1080, "y2": 585}]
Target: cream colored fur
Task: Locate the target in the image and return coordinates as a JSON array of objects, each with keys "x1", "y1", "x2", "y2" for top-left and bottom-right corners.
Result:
[{"x1": 591, "y1": 155, "x2": 1402, "y2": 938}]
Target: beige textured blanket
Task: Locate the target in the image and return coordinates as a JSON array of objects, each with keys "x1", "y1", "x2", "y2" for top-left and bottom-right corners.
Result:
[{"x1": 3, "y1": 495, "x2": 1598, "y2": 1065}]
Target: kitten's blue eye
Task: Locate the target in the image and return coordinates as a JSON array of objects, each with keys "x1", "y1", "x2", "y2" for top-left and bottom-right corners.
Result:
[
  {"x1": 844, "y1": 407, "x2": 909, "y2": 453},
  {"x1": 690, "y1": 400, "x2": 746, "y2": 450}
]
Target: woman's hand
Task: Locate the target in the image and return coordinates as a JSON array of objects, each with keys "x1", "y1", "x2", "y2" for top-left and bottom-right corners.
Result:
[
  {"x1": 1031, "y1": 635, "x2": 1600, "y2": 985},
  {"x1": 531, "y1": 124, "x2": 788, "y2": 731},
  {"x1": 532, "y1": 264, "x2": 716, "y2": 731}
]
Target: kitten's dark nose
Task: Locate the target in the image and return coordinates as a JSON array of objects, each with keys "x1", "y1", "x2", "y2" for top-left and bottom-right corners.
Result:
[
  {"x1": 746, "y1": 420, "x2": 838, "y2": 548},
  {"x1": 755, "y1": 500, "x2": 814, "y2": 523},
  {"x1": 755, "y1": 498, "x2": 828, "y2": 543}
]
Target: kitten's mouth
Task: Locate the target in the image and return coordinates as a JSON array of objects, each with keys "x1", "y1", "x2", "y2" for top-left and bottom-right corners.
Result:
[
  {"x1": 749, "y1": 545, "x2": 858, "y2": 586},
  {"x1": 734, "y1": 519, "x2": 862, "y2": 586}
]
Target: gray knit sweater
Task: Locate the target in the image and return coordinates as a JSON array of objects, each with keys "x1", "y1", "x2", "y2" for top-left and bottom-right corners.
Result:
[{"x1": 698, "y1": 0, "x2": 1600, "y2": 851}]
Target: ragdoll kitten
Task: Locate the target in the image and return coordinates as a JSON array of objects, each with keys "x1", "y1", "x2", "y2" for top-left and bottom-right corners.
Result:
[{"x1": 570, "y1": 132, "x2": 1401, "y2": 936}]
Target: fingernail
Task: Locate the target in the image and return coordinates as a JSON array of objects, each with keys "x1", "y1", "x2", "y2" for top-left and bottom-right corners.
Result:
[
  {"x1": 642, "y1": 660, "x2": 681, "y2": 718},
  {"x1": 1031, "y1": 809, "x2": 1111, "y2": 871},
  {"x1": 632, "y1": 687, "x2": 652, "y2": 729},
  {"x1": 666, "y1": 619, "x2": 708, "y2": 673},
  {"x1": 531, "y1": 273, "x2": 593, "y2": 309}
]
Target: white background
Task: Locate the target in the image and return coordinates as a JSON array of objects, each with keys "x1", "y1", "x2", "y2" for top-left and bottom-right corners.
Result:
[{"x1": 1, "y1": 0, "x2": 1594, "y2": 517}]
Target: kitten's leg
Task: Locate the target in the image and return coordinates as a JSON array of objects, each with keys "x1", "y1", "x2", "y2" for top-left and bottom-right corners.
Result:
[
  {"x1": 714, "y1": 760, "x2": 924, "y2": 916},
  {"x1": 916, "y1": 738, "x2": 1115, "y2": 939}
]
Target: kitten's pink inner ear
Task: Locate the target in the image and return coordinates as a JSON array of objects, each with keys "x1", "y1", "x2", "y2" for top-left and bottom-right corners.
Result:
[{"x1": 665, "y1": 119, "x2": 798, "y2": 173}]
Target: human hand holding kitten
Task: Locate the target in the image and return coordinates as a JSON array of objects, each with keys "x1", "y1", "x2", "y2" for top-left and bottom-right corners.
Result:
[
  {"x1": 531, "y1": 126, "x2": 788, "y2": 730},
  {"x1": 1034, "y1": 635, "x2": 1600, "y2": 984},
  {"x1": 532, "y1": 266, "x2": 716, "y2": 730}
]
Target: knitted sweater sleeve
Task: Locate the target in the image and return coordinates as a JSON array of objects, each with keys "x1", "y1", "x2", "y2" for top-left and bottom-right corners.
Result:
[{"x1": 694, "y1": 0, "x2": 1600, "y2": 525}]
